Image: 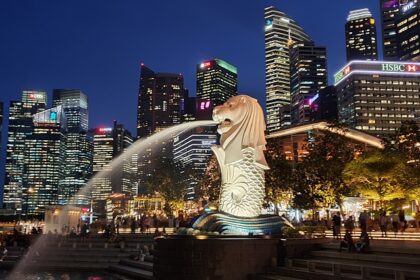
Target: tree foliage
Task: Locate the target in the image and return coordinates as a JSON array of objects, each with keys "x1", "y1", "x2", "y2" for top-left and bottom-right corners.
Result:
[
  {"x1": 145, "y1": 157, "x2": 196, "y2": 215},
  {"x1": 343, "y1": 150, "x2": 409, "y2": 207},
  {"x1": 290, "y1": 130, "x2": 356, "y2": 214},
  {"x1": 264, "y1": 140, "x2": 293, "y2": 208},
  {"x1": 198, "y1": 154, "x2": 221, "y2": 204}
]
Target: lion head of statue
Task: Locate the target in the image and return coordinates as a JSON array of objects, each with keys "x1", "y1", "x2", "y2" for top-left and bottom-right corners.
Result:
[{"x1": 212, "y1": 95, "x2": 268, "y2": 169}]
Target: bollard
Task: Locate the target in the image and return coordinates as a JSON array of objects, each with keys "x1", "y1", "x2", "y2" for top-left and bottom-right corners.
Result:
[
  {"x1": 104, "y1": 243, "x2": 108, "y2": 249},
  {"x1": 72, "y1": 242, "x2": 77, "y2": 249},
  {"x1": 136, "y1": 243, "x2": 140, "y2": 250},
  {"x1": 88, "y1": 243, "x2": 92, "y2": 249}
]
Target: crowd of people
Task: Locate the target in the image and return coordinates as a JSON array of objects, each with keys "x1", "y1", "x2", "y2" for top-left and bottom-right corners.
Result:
[{"x1": 331, "y1": 209, "x2": 410, "y2": 240}]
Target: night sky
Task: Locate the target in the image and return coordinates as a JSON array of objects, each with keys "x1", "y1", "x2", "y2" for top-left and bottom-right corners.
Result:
[{"x1": 0, "y1": 0, "x2": 382, "y2": 186}]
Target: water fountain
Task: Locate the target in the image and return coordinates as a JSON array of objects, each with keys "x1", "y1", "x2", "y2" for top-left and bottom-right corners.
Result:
[{"x1": 6, "y1": 119, "x2": 216, "y2": 279}]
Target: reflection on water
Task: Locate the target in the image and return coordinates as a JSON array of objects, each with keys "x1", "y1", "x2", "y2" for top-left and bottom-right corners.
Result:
[{"x1": 0, "y1": 271, "x2": 121, "y2": 280}]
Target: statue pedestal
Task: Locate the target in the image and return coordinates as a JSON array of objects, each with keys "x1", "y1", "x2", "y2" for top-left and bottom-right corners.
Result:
[
  {"x1": 192, "y1": 212, "x2": 285, "y2": 235},
  {"x1": 154, "y1": 236, "x2": 280, "y2": 280}
]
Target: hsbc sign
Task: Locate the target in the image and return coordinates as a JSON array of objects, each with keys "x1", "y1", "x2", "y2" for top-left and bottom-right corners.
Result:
[{"x1": 382, "y1": 63, "x2": 419, "y2": 72}]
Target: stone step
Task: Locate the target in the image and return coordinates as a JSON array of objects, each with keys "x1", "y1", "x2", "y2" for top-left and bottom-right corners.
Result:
[
  {"x1": 321, "y1": 242, "x2": 420, "y2": 256},
  {"x1": 120, "y1": 259, "x2": 153, "y2": 271},
  {"x1": 109, "y1": 264, "x2": 153, "y2": 280},
  {"x1": 265, "y1": 267, "x2": 360, "y2": 280},
  {"x1": 286, "y1": 258, "x2": 420, "y2": 279},
  {"x1": 311, "y1": 250, "x2": 420, "y2": 266},
  {"x1": 254, "y1": 274, "x2": 303, "y2": 280}
]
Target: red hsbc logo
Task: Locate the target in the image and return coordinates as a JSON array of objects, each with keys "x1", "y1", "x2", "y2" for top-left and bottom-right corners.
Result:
[{"x1": 406, "y1": 65, "x2": 418, "y2": 72}]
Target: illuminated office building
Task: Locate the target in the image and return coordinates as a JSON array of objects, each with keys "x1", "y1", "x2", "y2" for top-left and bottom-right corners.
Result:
[
  {"x1": 196, "y1": 58, "x2": 237, "y2": 108},
  {"x1": 173, "y1": 126, "x2": 217, "y2": 200},
  {"x1": 265, "y1": 6, "x2": 311, "y2": 131},
  {"x1": 289, "y1": 41, "x2": 327, "y2": 125},
  {"x1": 335, "y1": 61, "x2": 420, "y2": 137},
  {"x1": 112, "y1": 121, "x2": 136, "y2": 195},
  {"x1": 136, "y1": 64, "x2": 185, "y2": 194},
  {"x1": 381, "y1": 0, "x2": 401, "y2": 60},
  {"x1": 396, "y1": 0, "x2": 420, "y2": 61},
  {"x1": 91, "y1": 127, "x2": 114, "y2": 204},
  {"x1": 23, "y1": 106, "x2": 66, "y2": 215},
  {"x1": 3, "y1": 91, "x2": 47, "y2": 212},
  {"x1": 345, "y1": 8, "x2": 378, "y2": 61},
  {"x1": 137, "y1": 64, "x2": 184, "y2": 138},
  {"x1": 91, "y1": 122, "x2": 135, "y2": 213},
  {"x1": 53, "y1": 89, "x2": 92, "y2": 206}
]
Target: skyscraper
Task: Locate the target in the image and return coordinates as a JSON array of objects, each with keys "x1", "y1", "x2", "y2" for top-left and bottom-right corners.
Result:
[
  {"x1": 265, "y1": 6, "x2": 311, "y2": 132},
  {"x1": 112, "y1": 120, "x2": 135, "y2": 195},
  {"x1": 136, "y1": 64, "x2": 185, "y2": 194},
  {"x1": 53, "y1": 89, "x2": 92, "y2": 206},
  {"x1": 289, "y1": 41, "x2": 327, "y2": 125},
  {"x1": 345, "y1": 8, "x2": 378, "y2": 61},
  {"x1": 3, "y1": 91, "x2": 47, "y2": 212},
  {"x1": 380, "y1": 0, "x2": 401, "y2": 60},
  {"x1": 173, "y1": 126, "x2": 217, "y2": 200},
  {"x1": 196, "y1": 58, "x2": 237, "y2": 110},
  {"x1": 335, "y1": 60, "x2": 420, "y2": 136},
  {"x1": 91, "y1": 126, "x2": 114, "y2": 213},
  {"x1": 396, "y1": 0, "x2": 420, "y2": 61},
  {"x1": 137, "y1": 64, "x2": 184, "y2": 138},
  {"x1": 23, "y1": 106, "x2": 66, "y2": 215},
  {"x1": 91, "y1": 121, "x2": 134, "y2": 213}
]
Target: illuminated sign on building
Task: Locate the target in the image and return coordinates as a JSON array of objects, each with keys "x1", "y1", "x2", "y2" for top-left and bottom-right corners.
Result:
[
  {"x1": 29, "y1": 93, "x2": 45, "y2": 100},
  {"x1": 200, "y1": 61, "x2": 212, "y2": 68},
  {"x1": 334, "y1": 61, "x2": 420, "y2": 85},
  {"x1": 200, "y1": 100, "x2": 211, "y2": 110},
  {"x1": 265, "y1": 18, "x2": 273, "y2": 30},
  {"x1": 401, "y1": 1, "x2": 416, "y2": 13},
  {"x1": 49, "y1": 111, "x2": 57, "y2": 121},
  {"x1": 98, "y1": 127, "x2": 112, "y2": 133}
]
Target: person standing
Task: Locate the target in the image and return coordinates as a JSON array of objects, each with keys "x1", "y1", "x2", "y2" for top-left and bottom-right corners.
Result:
[
  {"x1": 359, "y1": 211, "x2": 367, "y2": 232},
  {"x1": 332, "y1": 213, "x2": 342, "y2": 239},
  {"x1": 379, "y1": 212, "x2": 388, "y2": 237},
  {"x1": 391, "y1": 212, "x2": 399, "y2": 237}
]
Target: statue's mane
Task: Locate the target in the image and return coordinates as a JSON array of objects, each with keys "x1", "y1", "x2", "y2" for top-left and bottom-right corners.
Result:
[{"x1": 220, "y1": 96, "x2": 268, "y2": 169}]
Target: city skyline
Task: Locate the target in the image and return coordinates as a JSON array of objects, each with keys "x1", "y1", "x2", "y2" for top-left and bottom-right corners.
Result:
[
  {"x1": 0, "y1": 1, "x2": 384, "y2": 132},
  {"x1": 0, "y1": 0, "x2": 396, "y2": 194}
]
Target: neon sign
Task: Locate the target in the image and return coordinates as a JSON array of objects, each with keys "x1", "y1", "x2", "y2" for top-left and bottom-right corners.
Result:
[
  {"x1": 382, "y1": 63, "x2": 418, "y2": 72},
  {"x1": 98, "y1": 127, "x2": 112, "y2": 133},
  {"x1": 49, "y1": 111, "x2": 57, "y2": 121},
  {"x1": 401, "y1": 1, "x2": 415, "y2": 13},
  {"x1": 334, "y1": 61, "x2": 420, "y2": 85},
  {"x1": 200, "y1": 101, "x2": 211, "y2": 110},
  {"x1": 29, "y1": 93, "x2": 45, "y2": 100},
  {"x1": 200, "y1": 61, "x2": 212, "y2": 68}
]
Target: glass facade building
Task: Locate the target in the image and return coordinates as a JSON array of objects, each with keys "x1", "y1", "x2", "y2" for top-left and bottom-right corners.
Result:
[
  {"x1": 335, "y1": 61, "x2": 420, "y2": 136},
  {"x1": 3, "y1": 91, "x2": 47, "y2": 212},
  {"x1": 396, "y1": 0, "x2": 420, "y2": 61},
  {"x1": 265, "y1": 6, "x2": 311, "y2": 132},
  {"x1": 53, "y1": 89, "x2": 92, "y2": 206},
  {"x1": 173, "y1": 126, "x2": 217, "y2": 200},
  {"x1": 23, "y1": 106, "x2": 66, "y2": 215},
  {"x1": 345, "y1": 8, "x2": 378, "y2": 61},
  {"x1": 381, "y1": 0, "x2": 401, "y2": 60},
  {"x1": 289, "y1": 41, "x2": 327, "y2": 125},
  {"x1": 196, "y1": 58, "x2": 237, "y2": 108}
]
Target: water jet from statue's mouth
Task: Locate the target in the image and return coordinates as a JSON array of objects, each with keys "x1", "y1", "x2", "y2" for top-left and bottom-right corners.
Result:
[{"x1": 218, "y1": 118, "x2": 232, "y2": 133}]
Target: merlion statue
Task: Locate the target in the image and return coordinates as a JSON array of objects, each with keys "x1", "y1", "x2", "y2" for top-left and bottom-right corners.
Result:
[
  {"x1": 211, "y1": 95, "x2": 269, "y2": 217},
  {"x1": 191, "y1": 95, "x2": 286, "y2": 235}
]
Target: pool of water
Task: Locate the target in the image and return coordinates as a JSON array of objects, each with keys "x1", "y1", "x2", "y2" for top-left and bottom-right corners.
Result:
[{"x1": 0, "y1": 271, "x2": 122, "y2": 280}]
